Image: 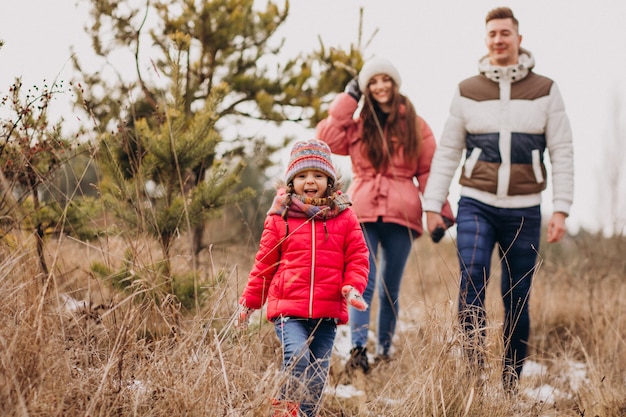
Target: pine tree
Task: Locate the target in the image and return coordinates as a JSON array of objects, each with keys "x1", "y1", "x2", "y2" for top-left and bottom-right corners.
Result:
[
  {"x1": 98, "y1": 68, "x2": 253, "y2": 290},
  {"x1": 72, "y1": 0, "x2": 363, "y2": 254}
]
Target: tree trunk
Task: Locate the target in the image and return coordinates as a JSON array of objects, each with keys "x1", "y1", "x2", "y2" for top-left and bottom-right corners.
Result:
[{"x1": 30, "y1": 181, "x2": 49, "y2": 279}]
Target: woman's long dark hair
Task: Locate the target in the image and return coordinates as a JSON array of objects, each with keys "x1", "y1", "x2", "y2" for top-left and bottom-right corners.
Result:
[{"x1": 360, "y1": 83, "x2": 422, "y2": 171}]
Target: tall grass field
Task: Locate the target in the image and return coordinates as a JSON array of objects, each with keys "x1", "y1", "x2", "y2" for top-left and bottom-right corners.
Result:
[{"x1": 1, "y1": 225, "x2": 624, "y2": 416}]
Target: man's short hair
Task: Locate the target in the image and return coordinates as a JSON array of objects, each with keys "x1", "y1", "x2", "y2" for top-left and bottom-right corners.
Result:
[{"x1": 485, "y1": 7, "x2": 519, "y2": 30}]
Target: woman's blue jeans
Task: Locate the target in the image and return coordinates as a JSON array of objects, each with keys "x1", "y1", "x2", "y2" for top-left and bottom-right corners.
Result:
[
  {"x1": 274, "y1": 317, "x2": 336, "y2": 417},
  {"x1": 350, "y1": 219, "x2": 416, "y2": 355},
  {"x1": 455, "y1": 197, "x2": 541, "y2": 378}
]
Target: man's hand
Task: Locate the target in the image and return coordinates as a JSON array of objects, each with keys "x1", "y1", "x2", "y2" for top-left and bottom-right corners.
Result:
[
  {"x1": 342, "y1": 285, "x2": 368, "y2": 311},
  {"x1": 426, "y1": 211, "x2": 453, "y2": 243},
  {"x1": 547, "y1": 212, "x2": 567, "y2": 243}
]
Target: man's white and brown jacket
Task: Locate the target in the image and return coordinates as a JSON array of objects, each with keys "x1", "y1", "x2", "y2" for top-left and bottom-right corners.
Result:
[{"x1": 424, "y1": 48, "x2": 574, "y2": 215}]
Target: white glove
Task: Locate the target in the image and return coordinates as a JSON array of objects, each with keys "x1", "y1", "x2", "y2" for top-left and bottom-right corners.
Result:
[{"x1": 342, "y1": 285, "x2": 368, "y2": 311}]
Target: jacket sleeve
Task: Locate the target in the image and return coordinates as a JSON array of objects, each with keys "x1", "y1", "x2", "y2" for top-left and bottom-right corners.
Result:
[
  {"x1": 316, "y1": 93, "x2": 360, "y2": 155},
  {"x1": 423, "y1": 86, "x2": 467, "y2": 213},
  {"x1": 415, "y1": 117, "x2": 436, "y2": 193},
  {"x1": 545, "y1": 82, "x2": 574, "y2": 215},
  {"x1": 416, "y1": 117, "x2": 456, "y2": 222},
  {"x1": 341, "y1": 209, "x2": 369, "y2": 294},
  {"x1": 240, "y1": 216, "x2": 282, "y2": 309}
]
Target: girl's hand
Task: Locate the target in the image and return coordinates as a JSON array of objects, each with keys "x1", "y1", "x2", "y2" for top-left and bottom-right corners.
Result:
[
  {"x1": 235, "y1": 303, "x2": 255, "y2": 329},
  {"x1": 342, "y1": 285, "x2": 368, "y2": 311}
]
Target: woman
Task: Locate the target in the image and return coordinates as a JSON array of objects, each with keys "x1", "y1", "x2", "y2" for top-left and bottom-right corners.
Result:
[{"x1": 316, "y1": 57, "x2": 454, "y2": 373}]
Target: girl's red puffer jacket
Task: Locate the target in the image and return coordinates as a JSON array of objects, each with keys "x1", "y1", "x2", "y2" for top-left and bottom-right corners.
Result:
[{"x1": 240, "y1": 206, "x2": 369, "y2": 325}]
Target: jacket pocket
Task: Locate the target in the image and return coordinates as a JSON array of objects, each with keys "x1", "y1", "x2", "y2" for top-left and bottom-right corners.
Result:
[
  {"x1": 531, "y1": 149, "x2": 544, "y2": 183},
  {"x1": 463, "y1": 148, "x2": 482, "y2": 178}
]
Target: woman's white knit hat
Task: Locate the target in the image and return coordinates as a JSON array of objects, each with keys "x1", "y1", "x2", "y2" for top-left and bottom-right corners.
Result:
[{"x1": 358, "y1": 57, "x2": 402, "y2": 93}]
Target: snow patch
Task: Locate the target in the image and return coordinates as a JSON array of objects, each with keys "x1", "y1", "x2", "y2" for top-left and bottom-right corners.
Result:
[
  {"x1": 523, "y1": 384, "x2": 567, "y2": 404},
  {"x1": 325, "y1": 383, "x2": 365, "y2": 399},
  {"x1": 60, "y1": 294, "x2": 87, "y2": 312}
]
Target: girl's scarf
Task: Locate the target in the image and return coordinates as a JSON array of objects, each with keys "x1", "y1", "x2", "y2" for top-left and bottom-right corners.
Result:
[{"x1": 267, "y1": 189, "x2": 352, "y2": 219}]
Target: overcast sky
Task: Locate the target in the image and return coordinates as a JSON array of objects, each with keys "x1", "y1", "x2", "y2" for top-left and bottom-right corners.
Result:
[{"x1": 2, "y1": 0, "x2": 625, "y2": 234}]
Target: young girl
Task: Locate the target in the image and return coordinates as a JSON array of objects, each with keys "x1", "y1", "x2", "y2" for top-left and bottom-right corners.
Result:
[
  {"x1": 316, "y1": 57, "x2": 455, "y2": 373},
  {"x1": 238, "y1": 139, "x2": 369, "y2": 417}
]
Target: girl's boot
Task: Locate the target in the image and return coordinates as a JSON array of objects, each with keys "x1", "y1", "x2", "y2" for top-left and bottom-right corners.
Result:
[{"x1": 270, "y1": 398, "x2": 299, "y2": 417}]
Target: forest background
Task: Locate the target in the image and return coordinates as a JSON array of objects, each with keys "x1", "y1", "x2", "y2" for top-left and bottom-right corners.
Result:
[{"x1": 0, "y1": 1, "x2": 625, "y2": 416}]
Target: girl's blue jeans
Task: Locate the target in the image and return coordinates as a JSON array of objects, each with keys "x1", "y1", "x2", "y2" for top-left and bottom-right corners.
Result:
[
  {"x1": 274, "y1": 316, "x2": 336, "y2": 417},
  {"x1": 350, "y1": 219, "x2": 416, "y2": 355},
  {"x1": 455, "y1": 197, "x2": 541, "y2": 378}
]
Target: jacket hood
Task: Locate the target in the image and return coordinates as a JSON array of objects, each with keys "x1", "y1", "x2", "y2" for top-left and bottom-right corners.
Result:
[{"x1": 478, "y1": 48, "x2": 535, "y2": 83}]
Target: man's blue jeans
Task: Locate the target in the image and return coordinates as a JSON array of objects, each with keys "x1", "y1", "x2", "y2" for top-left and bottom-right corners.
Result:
[
  {"x1": 350, "y1": 220, "x2": 416, "y2": 355},
  {"x1": 455, "y1": 197, "x2": 541, "y2": 378},
  {"x1": 274, "y1": 317, "x2": 336, "y2": 417}
]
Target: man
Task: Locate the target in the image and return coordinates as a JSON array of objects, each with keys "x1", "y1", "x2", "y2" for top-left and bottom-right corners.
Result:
[{"x1": 423, "y1": 7, "x2": 574, "y2": 395}]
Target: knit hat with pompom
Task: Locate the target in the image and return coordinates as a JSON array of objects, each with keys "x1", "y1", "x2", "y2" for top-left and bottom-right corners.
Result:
[{"x1": 285, "y1": 139, "x2": 337, "y2": 185}]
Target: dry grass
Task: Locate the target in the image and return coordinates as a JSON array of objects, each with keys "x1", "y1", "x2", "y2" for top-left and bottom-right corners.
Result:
[{"x1": 1, "y1": 226, "x2": 625, "y2": 417}]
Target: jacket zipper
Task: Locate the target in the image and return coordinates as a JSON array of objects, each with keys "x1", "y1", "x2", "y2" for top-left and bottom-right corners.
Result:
[{"x1": 309, "y1": 219, "x2": 315, "y2": 317}]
